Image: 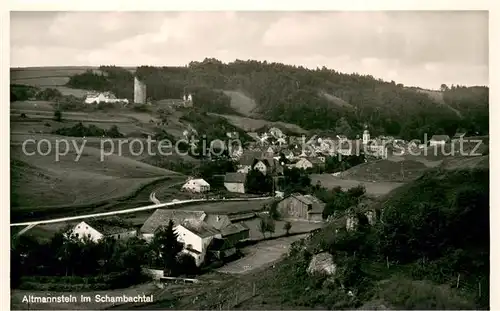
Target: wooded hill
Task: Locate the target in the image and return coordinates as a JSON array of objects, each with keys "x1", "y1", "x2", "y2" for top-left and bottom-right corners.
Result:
[{"x1": 66, "y1": 59, "x2": 489, "y2": 140}]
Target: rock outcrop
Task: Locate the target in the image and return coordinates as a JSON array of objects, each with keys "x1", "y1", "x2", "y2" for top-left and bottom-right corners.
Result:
[{"x1": 307, "y1": 252, "x2": 337, "y2": 276}]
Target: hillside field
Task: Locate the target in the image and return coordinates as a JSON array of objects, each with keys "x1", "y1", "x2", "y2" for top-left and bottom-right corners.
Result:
[{"x1": 11, "y1": 134, "x2": 183, "y2": 218}]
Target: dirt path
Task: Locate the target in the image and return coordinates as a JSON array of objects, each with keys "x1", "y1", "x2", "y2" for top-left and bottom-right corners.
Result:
[{"x1": 216, "y1": 234, "x2": 308, "y2": 274}]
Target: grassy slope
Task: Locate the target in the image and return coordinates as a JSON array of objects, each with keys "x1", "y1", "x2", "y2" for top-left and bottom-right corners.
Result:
[
  {"x1": 10, "y1": 136, "x2": 182, "y2": 213},
  {"x1": 210, "y1": 113, "x2": 308, "y2": 134},
  {"x1": 222, "y1": 90, "x2": 258, "y2": 116},
  {"x1": 132, "y1": 166, "x2": 488, "y2": 310}
]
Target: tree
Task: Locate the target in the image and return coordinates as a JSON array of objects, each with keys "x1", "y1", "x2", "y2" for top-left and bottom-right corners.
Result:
[
  {"x1": 259, "y1": 216, "x2": 276, "y2": 238},
  {"x1": 152, "y1": 220, "x2": 183, "y2": 276},
  {"x1": 284, "y1": 221, "x2": 292, "y2": 236},
  {"x1": 259, "y1": 217, "x2": 268, "y2": 238},
  {"x1": 335, "y1": 117, "x2": 353, "y2": 138},
  {"x1": 245, "y1": 169, "x2": 273, "y2": 194},
  {"x1": 54, "y1": 110, "x2": 62, "y2": 122},
  {"x1": 440, "y1": 84, "x2": 449, "y2": 92},
  {"x1": 269, "y1": 200, "x2": 280, "y2": 220}
]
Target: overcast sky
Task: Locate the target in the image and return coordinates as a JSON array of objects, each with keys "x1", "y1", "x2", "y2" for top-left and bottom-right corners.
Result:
[{"x1": 10, "y1": 11, "x2": 488, "y2": 90}]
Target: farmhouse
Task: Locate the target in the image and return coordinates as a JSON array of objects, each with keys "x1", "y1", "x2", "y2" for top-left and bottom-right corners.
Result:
[
  {"x1": 224, "y1": 172, "x2": 247, "y2": 194},
  {"x1": 70, "y1": 219, "x2": 137, "y2": 243},
  {"x1": 276, "y1": 194, "x2": 326, "y2": 222},
  {"x1": 139, "y1": 210, "x2": 207, "y2": 242},
  {"x1": 181, "y1": 178, "x2": 210, "y2": 193},
  {"x1": 429, "y1": 135, "x2": 450, "y2": 146},
  {"x1": 84, "y1": 91, "x2": 128, "y2": 104},
  {"x1": 176, "y1": 220, "x2": 222, "y2": 266}
]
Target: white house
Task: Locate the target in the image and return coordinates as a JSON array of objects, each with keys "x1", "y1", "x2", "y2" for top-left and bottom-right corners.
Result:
[
  {"x1": 70, "y1": 220, "x2": 137, "y2": 243},
  {"x1": 84, "y1": 92, "x2": 129, "y2": 104},
  {"x1": 175, "y1": 221, "x2": 221, "y2": 266},
  {"x1": 294, "y1": 158, "x2": 314, "y2": 170},
  {"x1": 269, "y1": 127, "x2": 285, "y2": 139},
  {"x1": 254, "y1": 160, "x2": 268, "y2": 175},
  {"x1": 224, "y1": 172, "x2": 246, "y2": 193},
  {"x1": 429, "y1": 135, "x2": 450, "y2": 146},
  {"x1": 362, "y1": 129, "x2": 370, "y2": 145},
  {"x1": 181, "y1": 178, "x2": 210, "y2": 193}
]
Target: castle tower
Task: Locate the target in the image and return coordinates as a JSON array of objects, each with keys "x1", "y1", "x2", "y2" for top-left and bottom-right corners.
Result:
[{"x1": 134, "y1": 76, "x2": 147, "y2": 104}]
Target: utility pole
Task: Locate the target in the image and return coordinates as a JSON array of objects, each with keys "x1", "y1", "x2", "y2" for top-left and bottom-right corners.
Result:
[{"x1": 401, "y1": 161, "x2": 405, "y2": 180}]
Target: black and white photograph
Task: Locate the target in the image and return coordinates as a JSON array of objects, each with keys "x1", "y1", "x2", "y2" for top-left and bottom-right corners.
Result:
[{"x1": 8, "y1": 8, "x2": 490, "y2": 310}]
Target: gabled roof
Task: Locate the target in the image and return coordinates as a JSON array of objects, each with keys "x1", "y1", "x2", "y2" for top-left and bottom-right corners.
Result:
[
  {"x1": 140, "y1": 209, "x2": 206, "y2": 234},
  {"x1": 178, "y1": 220, "x2": 220, "y2": 238},
  {"x1": 221, "y1": 222, "x2": 249, "y2": 236},
  {"x1": 239, "y1": 150, "x2": 262, "y2": 166},
  {"x1": 430, "y1": 135, "x2": 450, "y2": 142},
  {"x1": 184, "y1": 178, "x2": 210, "y2": 186},
  {"x1": 81, "y1": 219, "x2": 133, "y2": 236},
  {"x1": 203, "y1": 213, "x2": 232, "y2": 230},
  {"x1": 306, "y1": 157, "x2": 325, "y2": 164},
  {"x1": 286, "y1": 194, "x2": 326, "y2": 213},
  {"x1": 453, "y1": 132, "x2": 466, "y2": 138},
  {"x1": 224, "y1": 172, "x2": 247, "y2": 183}
]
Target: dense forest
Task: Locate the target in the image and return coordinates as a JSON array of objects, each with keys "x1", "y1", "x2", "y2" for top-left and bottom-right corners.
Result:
[{"x1": 65, "y1": 59, "x2": 489, "y2": 140}]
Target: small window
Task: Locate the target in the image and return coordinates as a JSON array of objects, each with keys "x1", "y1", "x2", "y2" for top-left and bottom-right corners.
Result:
[
  {"x1": 77, "y1": 226, "x2": 80, "y2": 229},
  {"x1": 86, "y1": 226, "x2": 88, "y2": 230}
]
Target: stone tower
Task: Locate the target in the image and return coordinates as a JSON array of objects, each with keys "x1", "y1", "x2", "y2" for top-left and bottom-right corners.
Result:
[{"x1": 134, "y1": 76, "x2": 147, "y2": 104}]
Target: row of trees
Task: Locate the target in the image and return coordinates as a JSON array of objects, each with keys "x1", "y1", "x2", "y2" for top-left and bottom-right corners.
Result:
[{"x1": 53, "y1": 122, "x2": 124, "y2": 138}]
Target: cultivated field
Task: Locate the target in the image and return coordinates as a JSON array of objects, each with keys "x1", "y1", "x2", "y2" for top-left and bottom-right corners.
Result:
[
  {"x1": 222, "y1": 90, "x2": 258, "y2": 116},
  {"x1": 340, "y1": 159, "x2": 429, "y2": 182},
  {"x1": 310, "y1": 173, "x2": 404, "y2": 197},
  {"x1": 11, "y1": 136, "x2": 180, "y2": 213},
  {"x1": 216, "y1": 234, "x2": 310, "y2": 274},
  {"x1": 320, "y1": 91, "x2": 354, "y2": 109},
  {"x1": 210, "y1": 113, "x2": 308, "y2": 134}
]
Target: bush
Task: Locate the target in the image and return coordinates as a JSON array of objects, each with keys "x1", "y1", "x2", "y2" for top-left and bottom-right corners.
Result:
[
  {"x1": 53, "y1": 110, "x2": 62, "y2": 122},
  {"x1": 375, "y1": 277, "x2": 475, "y2": 310}
]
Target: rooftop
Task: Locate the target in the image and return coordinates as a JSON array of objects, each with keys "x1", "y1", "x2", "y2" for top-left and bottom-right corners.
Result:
[
  {"x1": 179, "y1": 220, "x2": 221, "y2": 238},
  {"x1": 140, "y1": 209, "x2": 206, "y2": 234},
  {"x1": 82, "y1": 219, "x2": 133, "y2": 236},
  {"x1": 224, "y1": 172, "x2": 247, "y2": 183},
  {"x1": 289, "y1": 193, "x2": 326, "y2": 213}
]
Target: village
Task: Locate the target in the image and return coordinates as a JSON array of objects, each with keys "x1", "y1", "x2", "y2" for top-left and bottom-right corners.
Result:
[{"x1": 46, "y1": 110, "x2": 470, "y2": 279}]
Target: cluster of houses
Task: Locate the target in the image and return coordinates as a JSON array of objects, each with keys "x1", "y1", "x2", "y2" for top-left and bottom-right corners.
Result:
[
  {"x1": 69, "y1": 190, "x2": 335, "y2": 266},
  {"x1": 177, "y1": 126, "x2": 470, "y2": 196},
  {"x1": 84, "y1": 91, "x2": 129, "y2": 105},
  {"x1": 66, "y1": 126, "x2": 470, "y2": 268}
]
